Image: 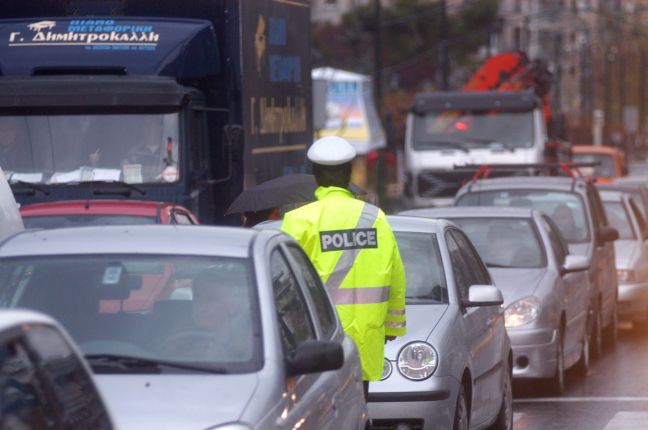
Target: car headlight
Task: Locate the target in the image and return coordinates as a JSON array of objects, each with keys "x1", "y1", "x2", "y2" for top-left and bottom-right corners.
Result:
[
  {"x1": 397, "y1": 341, "x2": 438, "y2": 380},
  {"x1": 505, "y1": 297, "x2": 540, "y2": 328},
  {"x1": 381, "y1": 357, "x2": 393, "y2": 380},
  {"x1": 206, "y1": 424, "x2": 252, "y2": 430},
  {"x1": 617, "y1": 269, "x2": 636, "y2": 283}
]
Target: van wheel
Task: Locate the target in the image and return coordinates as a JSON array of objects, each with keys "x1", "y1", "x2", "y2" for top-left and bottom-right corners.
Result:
[
  {"x1": 453, "y1": 384, "x2": 469, "y2": 430},
  {"x1": 488, "y1": 364, "x2": 513, "y2": 430}
]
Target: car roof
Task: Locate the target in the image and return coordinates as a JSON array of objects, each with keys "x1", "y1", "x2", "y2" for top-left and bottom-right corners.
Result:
[
  {"x1": 0, "y1": 309, "x2": 58, "y2": 332},
  {"x1": 599, "y1": 190, "x2": 626, "y2": 202},
  {"x1": 20, "y1": 199, "x2": 176, "y2": 217},
  {"x1": 597, "y1": 182, "x2": 646, "y2": 192},
  {"x1": 572, "y1": 145, "x2": 622, "y2": 155},
  {"x1": 458, "y1": 176, "x2": 589, "y2": 194},
  {"x1": 400, "y1": 206, "x2": 535, "y2": 219},
  {"x1": 387, "y1": 215, "x2": 453, "y2": 233},
  {"x1": 0, "y1": 225, "x2": 271, "y2": 258}
]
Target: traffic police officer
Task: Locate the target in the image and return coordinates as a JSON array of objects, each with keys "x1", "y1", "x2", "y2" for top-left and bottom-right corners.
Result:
[{"x1": 281, "y1": 136, "x2": 407, "y2": 398}]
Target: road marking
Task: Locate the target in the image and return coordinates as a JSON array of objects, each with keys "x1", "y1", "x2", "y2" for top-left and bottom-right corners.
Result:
[
  {"x1": 602, "y1": 412, "x2": 648, "y2": 430},
  {"x1": 515, "y1": 397, "x2": 648, "y2": 403}
]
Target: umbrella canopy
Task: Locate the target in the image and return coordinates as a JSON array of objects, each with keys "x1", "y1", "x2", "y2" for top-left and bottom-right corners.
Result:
[{"x1": 226, "y1": 173, "x2": 365, "y2": 215}]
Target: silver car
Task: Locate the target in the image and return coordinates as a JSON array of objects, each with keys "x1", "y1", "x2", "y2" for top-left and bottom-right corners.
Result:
[
  {"x1": 368, "y1": 216, "x2": 512, "y2": 430},
  {"x1": 0, "y1": 226, "x2": 367, "y2": 430},
  {"x1": 401, "y1": 207, "x2": 591, "y2": 393},
  {"x1": 0, "y1": 309, "x2": 114, "y2": 429},
  {"x1": 455, "y1": 176, "x2": 620, "y2": 355},
  {"x1": 599, "y1": 190, "x2": 648, "y2": 328}
]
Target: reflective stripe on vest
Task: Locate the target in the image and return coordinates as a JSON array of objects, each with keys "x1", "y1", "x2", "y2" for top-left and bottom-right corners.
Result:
[{"x1": 324, "y1": 203, "x2": 389, "y2": 305}]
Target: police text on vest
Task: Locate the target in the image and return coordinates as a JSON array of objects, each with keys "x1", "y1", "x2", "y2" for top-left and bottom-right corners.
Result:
[{"x1": 320, "y1": 228, "x2": 378, "y2": 252}]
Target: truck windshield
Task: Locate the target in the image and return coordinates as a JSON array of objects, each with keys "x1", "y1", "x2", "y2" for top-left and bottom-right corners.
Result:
[
  {"x1": 0, "y1": 113, "x2": 180, "y2": 185},
  {"x1": 413, "y1": 110, "x2": 534, "y2": 150}
]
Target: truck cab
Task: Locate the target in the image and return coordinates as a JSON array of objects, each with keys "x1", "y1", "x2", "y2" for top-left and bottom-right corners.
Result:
[{"x1": 404, "y1": 90, "x2": 548, "y2": 207}]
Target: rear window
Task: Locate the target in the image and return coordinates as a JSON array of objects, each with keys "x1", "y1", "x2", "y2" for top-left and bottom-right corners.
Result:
[
  {"x1": 603, "y1": 201, "x2": 635, "y2": 240},
  {"x1": 457, "y1": 190, "x2": 590, "y2": 243},
  {"x1": 23, "y1": 214, "x2": 157, "y2": 229},
  {"x1": 394, "y1": 232, "x2": 447, "y2": 304},
  {"x1": 572, "y1": 153, "x2": 616, "y2": 178},
  {"x1": 449, "y1": 217, "x2": 546, "y2": 268}
]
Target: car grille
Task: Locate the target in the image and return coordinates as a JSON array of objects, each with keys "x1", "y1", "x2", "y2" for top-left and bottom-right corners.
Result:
[{"x1": 371, "y1": 419, "x2": 424, "y2": 430}]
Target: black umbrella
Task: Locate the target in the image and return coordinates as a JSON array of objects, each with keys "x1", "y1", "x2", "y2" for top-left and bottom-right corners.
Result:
[{"x1": 225, "y1": 173, "x2": 366, "y2": 215}]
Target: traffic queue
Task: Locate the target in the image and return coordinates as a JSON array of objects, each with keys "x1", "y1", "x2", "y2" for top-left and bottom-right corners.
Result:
[{"x1": 0, "y1": 136, "x2": 645, "y2": 430}]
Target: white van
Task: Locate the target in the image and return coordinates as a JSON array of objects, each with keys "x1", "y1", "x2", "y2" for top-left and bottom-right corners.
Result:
[{"x1": 404, "y1": 90, "x2": 548, "y2": 207}]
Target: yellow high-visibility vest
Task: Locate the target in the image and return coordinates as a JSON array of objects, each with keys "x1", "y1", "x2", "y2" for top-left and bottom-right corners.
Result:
[{"x1": 281, "y1": 186, "x2": 406, "y2": 381}]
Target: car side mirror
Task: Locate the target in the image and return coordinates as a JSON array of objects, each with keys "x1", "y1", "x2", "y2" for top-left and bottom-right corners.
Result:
[
  {"x1": 461, "y1": 285, "x2": 503, "y2": 308},
  {"x1": 561, "y1": 254, "x2": 590, "y2": 275},
  {"x1": 286, "y1": 340, "x2": 344, "y2": 376},
  {"x1": 599, "y1": 226, "x2": 619, "y2": 244}
]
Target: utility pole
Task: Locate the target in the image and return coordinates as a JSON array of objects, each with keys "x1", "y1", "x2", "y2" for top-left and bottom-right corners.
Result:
[{"x1": 439, "y1": 0, "x2": 449, "y2": 90}]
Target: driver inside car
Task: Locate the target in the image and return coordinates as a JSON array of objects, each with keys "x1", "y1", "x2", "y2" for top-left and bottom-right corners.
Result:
[{"x1": 158, "y1": 267, "x2": 253, "y2": 362}]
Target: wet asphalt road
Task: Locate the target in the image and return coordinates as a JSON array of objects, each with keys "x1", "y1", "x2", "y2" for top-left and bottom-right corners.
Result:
[{"x1": 513, "y1": 324, "x2": 648, "y2": 429}]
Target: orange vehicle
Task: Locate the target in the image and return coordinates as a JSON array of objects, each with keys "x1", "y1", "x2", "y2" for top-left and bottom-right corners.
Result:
[{"x1": 571, "y1": 145, "x2": 627, "y2": 183}]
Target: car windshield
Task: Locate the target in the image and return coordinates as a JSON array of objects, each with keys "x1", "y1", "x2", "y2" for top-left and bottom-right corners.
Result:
[
  {"x1": 393, "y1": 231, "x2": 448, "y2": 304},
  {"x1": 449, "y1": 218, "x2": 545, "y2": 268},
  {"x1": 572, "y1": 153, "x2": 616, "y2": 178},
  {"x1": 22, "y1": 215, "x2": 158, "y2": 229},
  {"x1": 603, "y1": 201, "x2": 635, "y2": 240},
  {"x1": 0, "y1": 255, "x2": 261, "y2": 373},
  {"x1": 413, "y1": 109, "x2": 534, "y2": 150},
  {"x1": 457, "y1": 190, "x2": 590, "y2": 243},
  {"x1": 0, "y1": 113, "x2": 180, "y2": 185}
]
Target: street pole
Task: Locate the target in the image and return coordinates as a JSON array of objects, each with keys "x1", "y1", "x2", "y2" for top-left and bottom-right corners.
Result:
[{"x1": 439, "y1": 0, "x2": 449, "y2": 90}]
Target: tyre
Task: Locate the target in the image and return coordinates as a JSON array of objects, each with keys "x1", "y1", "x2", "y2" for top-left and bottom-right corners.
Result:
[
  {"x1": 590, "y1": 309, "x2": 603, "y2": 358},
  {"x1": 488, "y1": 363, "x2": 513, "y2": 430},
  {"x1": 603, "y1": 304, "x2": 618, "y2": 347},
  {"x1": 547, "y1": 329, "x2": 565, "y2": 395},
  {"x1": 574, "y1": 329, "x2": 590, "y2": 377},
  {"x1": 453, "y1": 384, "x2": 470, "y2": 430}
]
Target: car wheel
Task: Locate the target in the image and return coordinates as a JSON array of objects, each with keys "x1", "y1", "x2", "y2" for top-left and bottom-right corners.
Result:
[
  {"x1": 453, "y1": 384, "x2": 469, "y2": 430},
  {"x1": 488, "y1": 363, "x2": 513, "y2": 430},
  {"x1": 590, "y1": 309, "x2": 603, "y2": 358},
  {"x1": 547, "y1": 330, "x2": 565, "y2": 395},
  {"x1": 604, "y1": 304, "x2": 618, "y2": 347},
  {"x1": 574, "y1": 328, "x2": 590, "y2": 377}
]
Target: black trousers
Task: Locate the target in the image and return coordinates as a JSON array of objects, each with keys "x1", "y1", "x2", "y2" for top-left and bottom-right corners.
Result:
[{"x1": 363, "y1": 381, "x2": 369, "y2": 400}]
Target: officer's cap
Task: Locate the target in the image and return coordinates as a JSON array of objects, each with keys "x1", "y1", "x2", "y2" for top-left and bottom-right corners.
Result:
[{"x1": 307, "y1": 136, "x2": 356, "y2": 166}]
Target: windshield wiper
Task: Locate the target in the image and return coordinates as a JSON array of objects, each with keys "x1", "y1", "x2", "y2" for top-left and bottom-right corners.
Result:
[
  {"x1": 85, "y1": 354, "x2": 227, "y2": 374},
  {"x1": 459, "y1": 137, "x2": 517, "y2": 152},
  {"x1": 9, "y1": 180, "x2": 50, "y2": 196},
  {"x1": 418, "y1": 140, "x2": 469, "y2": 153},
  {"x1": 79, "y1": 180, "x2": 146, "y2": 197}
]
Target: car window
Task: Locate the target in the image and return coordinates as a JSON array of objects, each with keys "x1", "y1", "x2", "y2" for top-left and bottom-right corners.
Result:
[
  {"x1": 270, "y1": 249, "x2": 316, "y2": 353},
  {"x1": 445, "y1": 231, "x2": 471, "y2": 300},
  {"x1": 450, "y1": 217, "x2": 546, "y2": 268},
  {"x1": 457, "y1": 189, "x2": 590, "y2": 243},
  {"x1": 285, "y1": 245, "x2": 338, "y2": 339},
  {"x1": 0, "y1": 256, "x2": 261, "y2": 373},
  {"x1": 540, "y1": 214, "x2": 568, "y2": 266},
  {"x1": 0, "y1": 338, "x2": 55, "y2": 429},
  {"x1": 394, "y1": 231, "x2": 448, "y2": 304},
  {"x1": 603, "y1": 200, "x2": 635, "y2": 240},
  {"x1": 629, "y1": 198, "x2": 648, "y2": 239},
  {"x1": 172, "y1": 212, "x2": 194, "y2": 225},
  {"x1": 23, "y1": 326, "x2": 112, "y2": 429},
  {"x1": 450, "y1": 229, "x2": 491, "y2": 286}
]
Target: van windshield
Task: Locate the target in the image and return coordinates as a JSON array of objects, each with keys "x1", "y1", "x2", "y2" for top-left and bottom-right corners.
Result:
[
  {"x1": 0, "y1": 113, "x2": 180, "y2": 185},
  {"x1": 457, "y1": 190, "x2": 590, "y2": 243},
  {"x1": 413, "y1": 110, "x2": 535, "y2": 151}
]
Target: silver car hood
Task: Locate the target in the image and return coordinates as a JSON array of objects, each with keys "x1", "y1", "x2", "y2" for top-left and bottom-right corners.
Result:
[
  {"x1": 614, "y1": 240, "x2": 638, "y2": 269},
  {"x1": 567, "y1": 242, "x2": 592, "y2": 257},
  {"x1": 96, "y1": 374, "x2": 258, "y2": 430},
  {"x1": 384, "y1": 305, "x2": 448, "y2": 360},
  {"x1": 489, "y1": 268, "x2": 546, "y2": 305}
]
